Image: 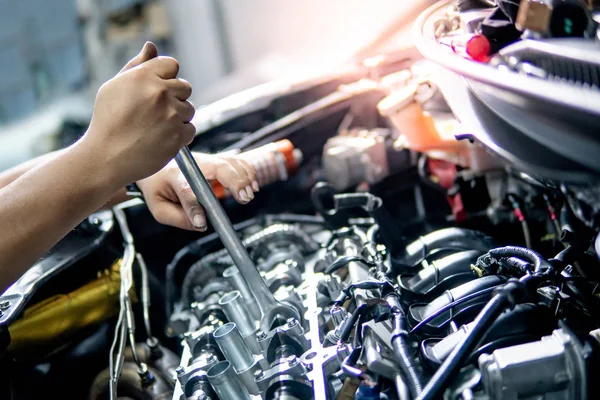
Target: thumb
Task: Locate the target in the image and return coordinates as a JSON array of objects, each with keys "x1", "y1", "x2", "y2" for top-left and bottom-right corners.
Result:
[
  {"x1": 175, "y1": 176, "x2": 207, "y2": 231},
  {"x1": 119, "y1": 41, "x2": 158, "y2": 74}
]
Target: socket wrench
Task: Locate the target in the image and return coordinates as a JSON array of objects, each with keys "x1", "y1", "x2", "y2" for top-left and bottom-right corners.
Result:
[{"x1": 175, "y1": 146, "x2": 301, "y2": 332}]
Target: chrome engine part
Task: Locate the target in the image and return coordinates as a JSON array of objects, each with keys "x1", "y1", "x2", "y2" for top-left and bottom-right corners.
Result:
[
  {"x1": 169, "y1": 189, "x2": 600, "y2": 400},
  {"x1": 478, "y1": 327, "x2": 587, "y2": 400}
]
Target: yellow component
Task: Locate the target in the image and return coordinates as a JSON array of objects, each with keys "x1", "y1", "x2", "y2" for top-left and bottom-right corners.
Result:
[
  {"x1": 9, "y1": 260, "x2": 131, "y2": 359},
  {"x1": 540, "y1": 233, "x2": 557, "y2": 242},
  {"x1": 470, "y1": 264, "x2": 485, "y2": 278}
]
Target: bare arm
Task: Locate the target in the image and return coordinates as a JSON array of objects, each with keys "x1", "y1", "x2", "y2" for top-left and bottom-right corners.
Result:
[
  {"x1": 0, "y1": 42, "x2": 195, "y2": 293},
  {"x1": 0, "y1": 149, "x2": 130, "y2": 207},
  {"x1": 0, "y1": 141, "x2": 122, "y2": 291},
  {"x1": 0, "y1": 150, "x2": 64, "y2": 189}
]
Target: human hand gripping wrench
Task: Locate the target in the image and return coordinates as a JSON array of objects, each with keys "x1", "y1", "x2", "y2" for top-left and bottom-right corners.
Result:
[{"x1": 174, "y1": 146, "x2": 302, "y2": 332}]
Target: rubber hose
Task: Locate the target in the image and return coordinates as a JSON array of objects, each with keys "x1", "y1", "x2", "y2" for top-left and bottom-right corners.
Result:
[
  {"x1": 392, "y1": 312, "x2": 425, "y2": 398},
  {"x1": 488, "y1": 246, "x2": 549, "y2": 273},
  {"x1": 416, "y1": 294, "x2": 509, "y2": 400},
  {"x1": 398, "y1": 228, "x2": 496, "y2": 267}
]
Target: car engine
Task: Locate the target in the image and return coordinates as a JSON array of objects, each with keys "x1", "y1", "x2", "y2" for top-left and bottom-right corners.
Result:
[{"x1": 2, "y1": 1, "x2": 600, "y2": 399}]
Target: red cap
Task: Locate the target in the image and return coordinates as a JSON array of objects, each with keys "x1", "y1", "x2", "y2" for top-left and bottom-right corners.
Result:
[{"x1": 465, "y1": 35, "x2": 490, "y2": 62}]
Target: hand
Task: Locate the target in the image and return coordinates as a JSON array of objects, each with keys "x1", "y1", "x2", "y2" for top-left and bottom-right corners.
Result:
[
  {"x1": 137, "y1": 153, "x2": 259, "y2": 231},
  {"x1": 79, "y1": 42, "x2": 196, "y2": 187}
]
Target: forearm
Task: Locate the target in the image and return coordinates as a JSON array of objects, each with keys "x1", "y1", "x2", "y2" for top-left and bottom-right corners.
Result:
[
  {"x1": 0, "y1": 141, "x2": 122, "y2": 292},
  {"x1": 0, "y1": 149, "x2": 131, "y2": 209},
  {"x1": 0, "y1": 150, "x2": 64, "y2": 189}
]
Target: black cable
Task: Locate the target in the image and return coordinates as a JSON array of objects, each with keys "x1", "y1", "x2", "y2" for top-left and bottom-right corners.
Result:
[
  {"x1": 409, "y1": 286, "x2": 499, "y2": 334},
  {"x1": 367, "y1": 224, "x2": 379, "y2": 245},
  {"x1": 338, "y1": 304, "x2": 367, "y2": 343},
  {"x1": 325, "y1": 255, "x2": 376, "y2": 275},
  {"x1": 416, "y1": 277, "x2": 536, "y2": 400},
  {"x1": 487, "y1": 246, "x2": 549, "y2": 273},
  {"x1": 334, "y1": 280, "x2": 394, "y2": 307},
  {"x1": 342, "y1": 347, "x2": 368, "y2": 379},
  {"x1": 506, "y1": 194, "x2": 532, "y2": 249},
  {"x1": 392, "y1": 312, "x2": 425, "y2": 398},
  {"x1": 542, "y1": 193, "x2": 563, "y2": 242}
]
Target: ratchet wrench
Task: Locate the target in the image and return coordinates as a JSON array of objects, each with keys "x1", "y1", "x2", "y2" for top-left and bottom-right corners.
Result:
[{"x1": 175, "y1": 146, "x2": 301, "y2": 332}]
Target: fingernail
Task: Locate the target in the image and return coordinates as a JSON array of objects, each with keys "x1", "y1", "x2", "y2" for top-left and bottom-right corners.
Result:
[
  {"x1": 252, "y1": 181, "x2": 260, "y2": 192},
  {"x1": 246, "y1": 185, "x2": 254, "y2": 200},
  {"x1": 238, "y1": 189, "x2": 249, "y2": 202},
  {"x1": 193, "y1": 214, "x2": 205, "y2": 228},
  {"x1": 141, "y1": 42, "x2": 149, "y2": 53}
]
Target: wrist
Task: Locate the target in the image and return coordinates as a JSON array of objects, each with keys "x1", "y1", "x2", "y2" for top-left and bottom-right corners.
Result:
[{"x1": 68, "y1": 136, "x2": 125, "y2": 196}]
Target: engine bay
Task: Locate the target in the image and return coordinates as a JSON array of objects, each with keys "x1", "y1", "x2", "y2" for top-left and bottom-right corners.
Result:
[{"x1": 2, "y1": 1, "x2": 600, "y2": 399}]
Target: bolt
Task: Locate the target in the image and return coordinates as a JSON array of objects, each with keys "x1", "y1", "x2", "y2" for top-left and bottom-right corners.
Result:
[
  {"x1": 175, "y1": 366, "x2": 185, "y2": 376},
  {"x1": 286, "y1": 318, "x2": 297, "y2": 327},
  {"x1": 0, "y1": 300, "x2": 10, "y2": 310},
  {"x1": 288, "y1": 355, "x2": 298, "y2": 366},
  {"x1": 206, "y1": 354, "x2": 217, "y2": 364},
  {"x1": 254, "y1": 370, "x2": 264, "y2": 380},
  {"x1": 257, "y1": 331, "x2": 267, "y2": 340}
]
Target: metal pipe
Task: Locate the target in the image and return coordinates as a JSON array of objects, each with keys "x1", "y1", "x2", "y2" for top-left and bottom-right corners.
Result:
[
  {"x1": 222, "y1": 267, "x2": 260, "y2": 320},
  {"x1": 206, "y1": 361, "x2": 250, "y2": 400},
  {"x1": 219, "y1": 291, "x2": 256, "y2": 337},
  {"x1": 218, "y1": 291, "x2": 262, "y2": 355},
  {"x1": 175, "y1": 146, "x2": 300, "y2": 331},
  {"x1": 219, "y1": 290, "x2": 257, "y2": 336},
  {"x1": 213, "y1": 323, "x2": 254, "y2": 371}
]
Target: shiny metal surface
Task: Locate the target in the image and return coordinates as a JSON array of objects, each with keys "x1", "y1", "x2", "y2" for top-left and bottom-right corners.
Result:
[
  {"x1": 175, "y1": 146, "x2": 300, "y2": 332},
  {"x1": 218, "y1": 290, "x2": 262, "y2": 355},
  {"x1": 206, "y1": 361, "x2": 250, "y2": 400},
  {"x1": 9, "y1": 260, "x2": 122, "y2": 357},
  {"x1": 219, "y1": 291, "x2": 256, "y2": 337},
  {"x1": 213, "y1": 323, "x2": 254, "y2": 371},
  {"x1": 223, "y1": 266, "x2": 260, "y2": 320}
]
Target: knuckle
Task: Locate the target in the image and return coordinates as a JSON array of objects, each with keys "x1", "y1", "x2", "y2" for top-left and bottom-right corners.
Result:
[
  {"x1": 178, "y1": 181, "x2": 193, "y2": 194},
  {"x1": 180, "y1": 79, "x2": 192, "y2": 94},
  {"x1": 167, "y1": 107, "x2": 180, "y2": 121},
  {"x1": 181, "y1": 124, "x2": 195, "y2": 144},
  {"x1": 153, "y1": 85, "x2": 169, "y2": 103},
  {"x1": 165, "y1": 57, "x2": 180, "y2": 75}
]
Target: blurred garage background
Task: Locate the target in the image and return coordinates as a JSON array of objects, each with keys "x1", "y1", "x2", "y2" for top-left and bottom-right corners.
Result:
[{"x1": 0, "y1": 0, "x2": 410, "y2": 171}]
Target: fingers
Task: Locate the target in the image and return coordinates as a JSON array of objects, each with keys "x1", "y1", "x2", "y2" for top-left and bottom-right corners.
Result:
[
  {"x1": 174, "y1": 100, "x2": 196, "y2": 123},
  {"x1": 179, "y1": 122, "x2": 196, "y2": 146},
  {"x1": 151, "y1": 201, "x2": 197, "y2": 231},
  {"x1": 175, "y1": 174, "x2": 206, "y2": 231},
  {"x1": 173, "y1": 174, "x2": 207, "y2": 231},
  {"x1": 166, "y1": 78, "x2": 193, "y2": 101},
  {"x1": 239, "y1": 159, "x2": 259, "y2": 192},
  {"x1": 228, "y1": 160, "x2": 254, "y2": 203},
  {"x1": 145, "y1": 56, "x2": 180, "y2": 79},
  {"x1": 213, "y1": 157, "x2": 256, "y2": 204},
  {"x1": 120, "y1": 41, "x2": 158, "y2": 73}
]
